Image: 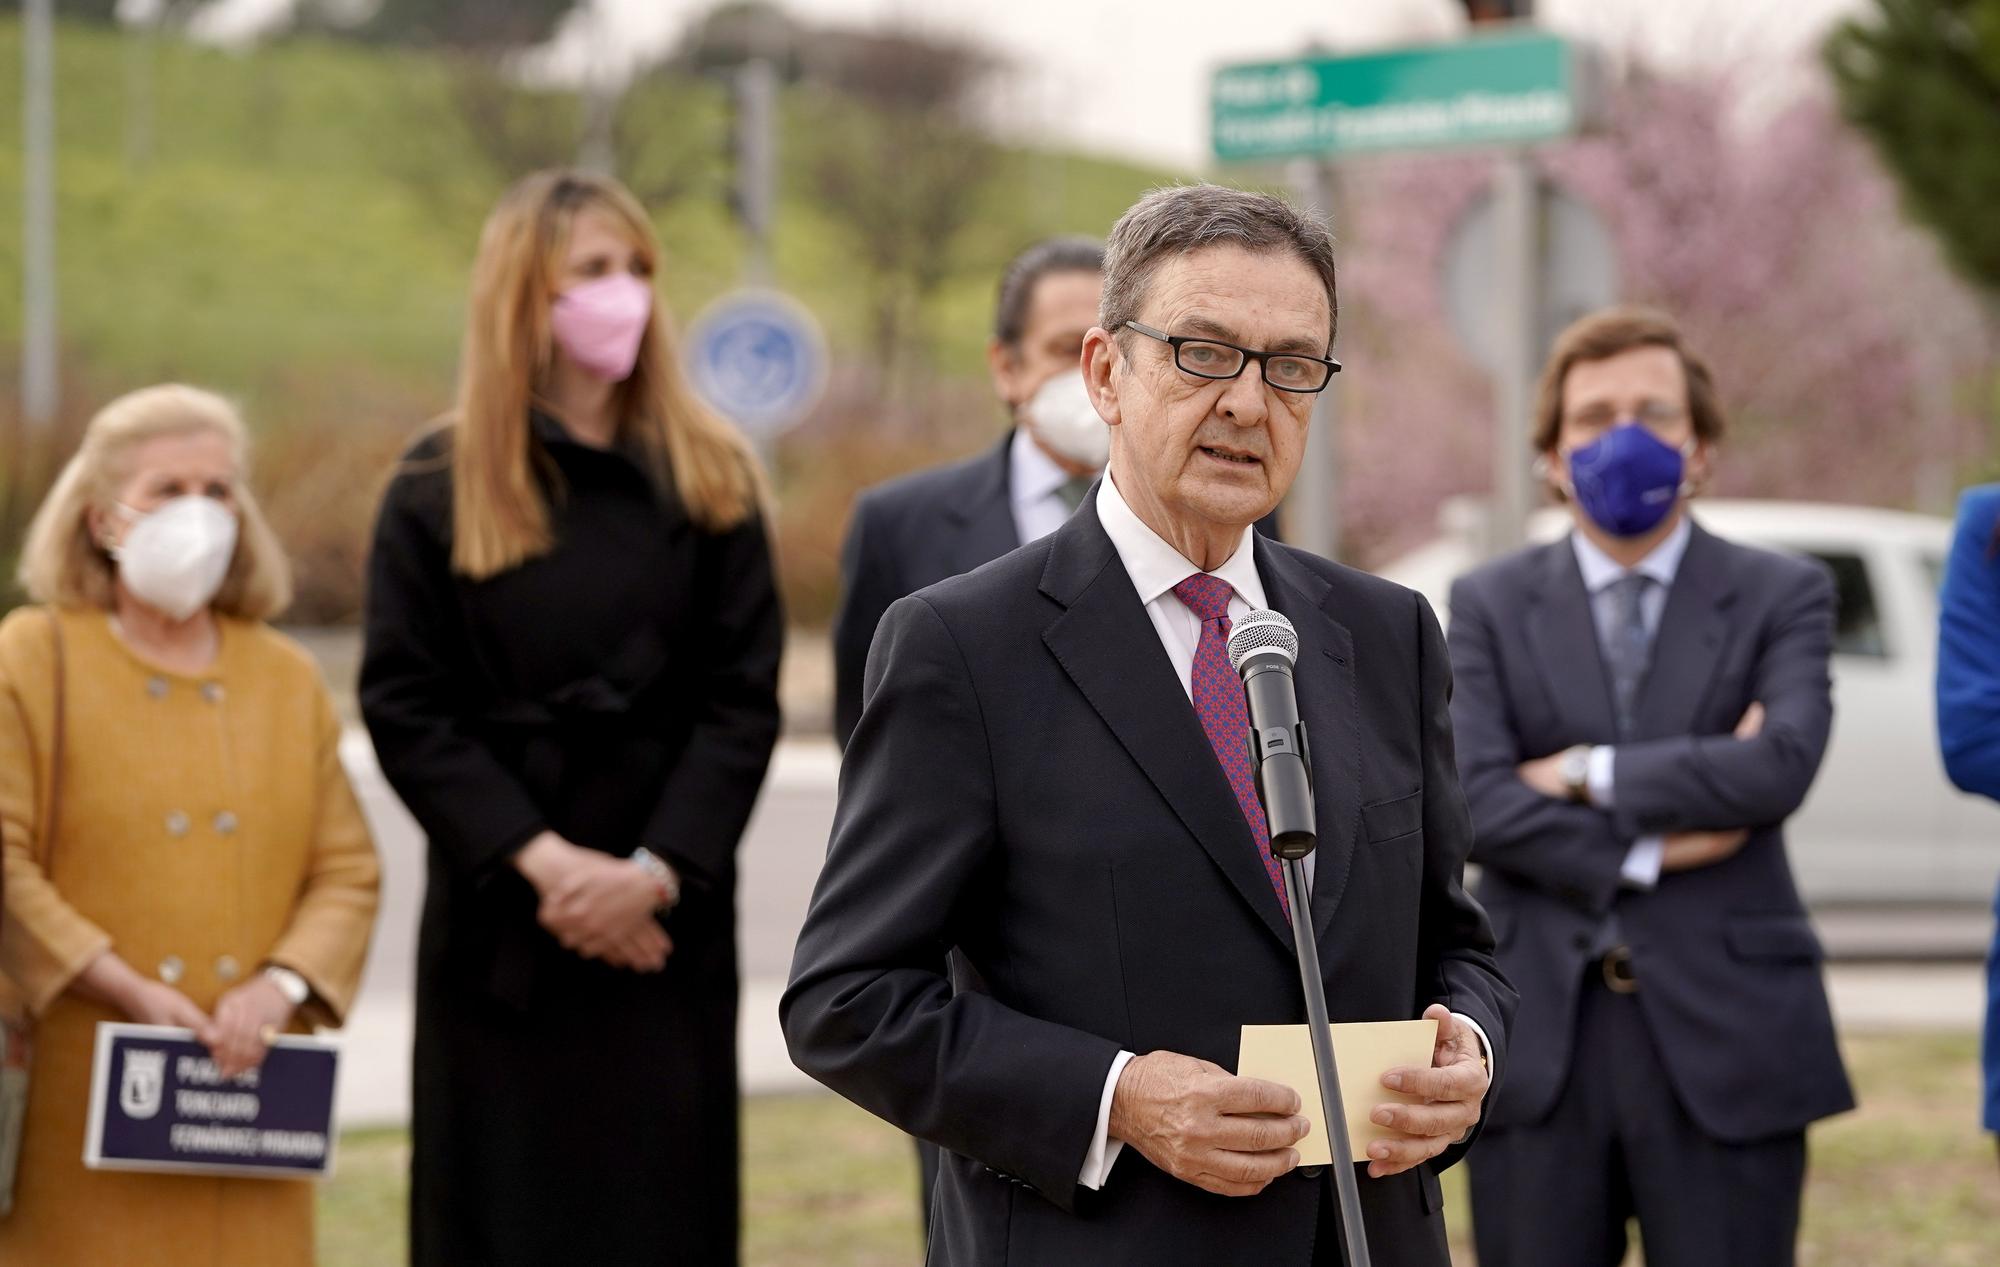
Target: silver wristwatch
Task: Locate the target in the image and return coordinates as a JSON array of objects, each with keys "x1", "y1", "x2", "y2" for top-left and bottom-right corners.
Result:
[
  {"x1": 1559, "y1": 745, "x2": 1594, "y2": 805},
  {"x1": 630, "y1": 847, "x2": 681, "y2": 910},
  {"x1": 262, "y1": 964, "x2": 310, "y2": 1007}
]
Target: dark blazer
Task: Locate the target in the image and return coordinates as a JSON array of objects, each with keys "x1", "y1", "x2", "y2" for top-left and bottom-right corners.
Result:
[
  {"x1": 833, "y1": 436, "x2": 1021, "y2": 746},
  {"x1": 1447, "y1": 522, "x2": 1853, "y2": 1143},
  {"x1": 833, "y1": 433, "x2": 1281, "y2": 747},
  {"x1": 785, "y1": 499, "x2": 1513, "y2": 1267}
]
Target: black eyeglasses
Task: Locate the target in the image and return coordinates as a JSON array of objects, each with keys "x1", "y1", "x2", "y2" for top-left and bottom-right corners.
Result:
[{"x1": 1120, "y1": 320, "x2": 1341, "y2": 394}]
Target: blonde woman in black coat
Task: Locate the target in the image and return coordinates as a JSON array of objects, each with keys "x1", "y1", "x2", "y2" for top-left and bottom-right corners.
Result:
[{"x1": 361, "y1": 170, "x2": 781, "y2": 1266}]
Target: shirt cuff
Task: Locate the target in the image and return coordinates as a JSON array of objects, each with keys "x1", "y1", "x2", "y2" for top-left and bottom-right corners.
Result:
[
  {"x1": 1448, "y1": 1012, "x2": 1493, "y2": 1144},
  {"x1": 1621, "y1": 836, "x2": 1666, "y2": 890},
  {"x1": 1450, "y1": 1012, "x2": 1493, "y2": 1073},
  {"x1": 1587, "y1": 745, "x2": 1617, "y2": 808},
  {"x1": 1080, "y1": 1050, "x2": 1136, "y2": 1190}
]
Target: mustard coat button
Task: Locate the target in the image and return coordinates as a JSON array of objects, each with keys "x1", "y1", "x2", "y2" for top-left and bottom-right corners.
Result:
[
  {"x1": 146, "y1": 677, "x2": 169, "y2": 699},
  {"x1": 214, "y1": 811, "x2": 239, "y2": 835},
  {"x1": 200, "y1": 683, "x2": 225, "y2": 704},
  {"x1": 158, "y1": 956, "x2": 184, "y2": 985},
  {"x1": 165, "y1": 810, "x2": 190, "y2": 837},
  {"x1": 215, "y1": 955, "x2": 240, "y2": 982}
]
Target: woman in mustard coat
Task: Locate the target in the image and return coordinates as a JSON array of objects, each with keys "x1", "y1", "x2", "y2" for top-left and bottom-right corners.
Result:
[{"x1": 0, "y1": 383, "x2": 381, "y2": 1265}]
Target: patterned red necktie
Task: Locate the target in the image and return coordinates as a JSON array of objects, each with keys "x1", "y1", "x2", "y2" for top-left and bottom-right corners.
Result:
[{"x1": 1171, "y1": 573, "x2": 1289, "y2": 920}]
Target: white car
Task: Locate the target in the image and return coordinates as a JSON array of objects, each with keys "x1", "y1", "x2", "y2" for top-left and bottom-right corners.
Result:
[{"x1": 1376, "y1": 499, "x2": 1994, "y2": 911}]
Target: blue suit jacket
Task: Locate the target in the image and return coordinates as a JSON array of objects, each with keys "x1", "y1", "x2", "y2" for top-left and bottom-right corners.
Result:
[
  {"x1": 1447, "y1": 520, "x2": 1854, "y2": 1142},
  {"x1": 1935, "y1": 483, "x2": 2000, "y2": 1132}
]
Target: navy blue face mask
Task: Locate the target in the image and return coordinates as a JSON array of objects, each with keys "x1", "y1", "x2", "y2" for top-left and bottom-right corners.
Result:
[{"x1": 1563, "y1": 423, "x2": 1690, "y2": 538}]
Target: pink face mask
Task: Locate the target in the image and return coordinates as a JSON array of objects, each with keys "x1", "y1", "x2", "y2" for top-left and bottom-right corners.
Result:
[{"x1": 550, "y1": 272, "x2": 653, "y2": 382}]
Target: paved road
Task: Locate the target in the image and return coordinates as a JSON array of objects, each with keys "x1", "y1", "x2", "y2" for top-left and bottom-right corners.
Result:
[{"x1": 331, "y1": 732, "x2": 1995, "y2": 1128}]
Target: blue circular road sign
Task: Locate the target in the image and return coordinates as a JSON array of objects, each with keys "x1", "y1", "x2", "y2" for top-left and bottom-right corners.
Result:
[{"x1": 685, "y1": 289, "x2": 828, "y2": 441}]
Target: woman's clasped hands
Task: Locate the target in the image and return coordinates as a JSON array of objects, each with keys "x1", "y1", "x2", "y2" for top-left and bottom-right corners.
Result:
[{"x1": 515, "y1": 831, "x2": 674, "y2": 972}]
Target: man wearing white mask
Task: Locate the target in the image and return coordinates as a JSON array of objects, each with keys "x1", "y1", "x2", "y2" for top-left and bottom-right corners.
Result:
[{"x1": 834, "y1": 237, "x2": 1108, "y2": 750}]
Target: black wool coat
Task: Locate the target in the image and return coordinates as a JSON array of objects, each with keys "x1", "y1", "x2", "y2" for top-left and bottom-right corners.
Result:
[{"x1": 360, "y1": 414, "x2": 782, "y2": 1266}]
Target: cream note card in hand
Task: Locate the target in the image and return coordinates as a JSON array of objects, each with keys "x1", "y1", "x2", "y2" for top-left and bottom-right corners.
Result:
[{"x1": 1238, "y1": 1019, "x2": 1439, "y2": 1166}]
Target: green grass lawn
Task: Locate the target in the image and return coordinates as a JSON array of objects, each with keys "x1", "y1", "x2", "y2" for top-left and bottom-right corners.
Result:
[
  {"x1": 318, "y1": 1031, "x2": 2000, "y2": 1266},
  {"x1": 0, "y1": 16, "x2": 1183, "y2": 396}
]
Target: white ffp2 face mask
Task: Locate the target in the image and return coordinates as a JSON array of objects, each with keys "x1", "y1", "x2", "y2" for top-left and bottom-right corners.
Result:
[
  {"x1": 110, "y1": 495, "x2": 240, "y2": 622},
  {"x1": 1023, "y1": 368, "x2": 1110, "y2": 470}
]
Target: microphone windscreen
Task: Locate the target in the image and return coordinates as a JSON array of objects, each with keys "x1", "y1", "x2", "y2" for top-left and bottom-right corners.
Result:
[{"x1": 1227, "y1": 609, "x2": 1299, "y2": 673}]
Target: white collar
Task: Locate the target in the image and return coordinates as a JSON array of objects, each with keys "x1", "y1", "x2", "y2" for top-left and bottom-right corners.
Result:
[
  {"x1": 1008, "y1": 427, "x2": 1076, "y2": 505},
  {"x1": 1096, "y1": 466, "x2": 1267, "y2": 609},
  {"x1": 1570, "y1": 512, "x2": 1693, "y2": 595}
]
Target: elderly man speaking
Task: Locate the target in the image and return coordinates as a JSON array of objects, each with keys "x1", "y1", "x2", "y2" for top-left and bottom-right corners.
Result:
[{"x1": 783, "y1": 185, "x2": 1514, "y2": 1265}]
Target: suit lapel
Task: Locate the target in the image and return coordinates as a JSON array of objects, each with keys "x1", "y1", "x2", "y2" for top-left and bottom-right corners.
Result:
[
  {"x1": 1040, "y1": 507, "x2": 1295, "y2": 951},
  {"x1": 1633, "y1": 523, "x2": 1737, "y2": 739},
  {"x1": 1253, "y1": 538, "x2": 1361, "y2": 951},
  {"x1": 946, "y1": 432, "x2": 1022, "y2": 573},
  {"x1": 1526, "y1": 539, "x2": 1620, "y2": 741}
]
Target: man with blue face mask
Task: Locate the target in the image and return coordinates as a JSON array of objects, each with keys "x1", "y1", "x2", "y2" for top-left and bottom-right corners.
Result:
[{"x1": 1446, "y1": 307, "x2": 1852, "y2": 1267}]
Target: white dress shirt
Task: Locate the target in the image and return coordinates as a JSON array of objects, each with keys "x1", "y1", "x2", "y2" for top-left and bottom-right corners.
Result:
[
  {"x1": 1009, "y1": 427, "x2": 1085, "y2": 546},
  {"x1": 1570, "y1": 516, "x2": 1694, "y2": 889},
  {"x1": 1076, "y1": 470, "x2": 1490, "y2": 1190}
]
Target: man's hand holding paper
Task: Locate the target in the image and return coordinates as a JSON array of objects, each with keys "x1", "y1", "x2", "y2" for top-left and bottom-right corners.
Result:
[
  {"x1": 1239, "y1": 1005, "x2": 1490, "y2": 1179},
  {"x1": 1366, "y1": 1005, "x2": 1491, "y2": 1178},
  {"x1": 1108, "y1": 1052, "x2": 1311, "y2": 1197}
]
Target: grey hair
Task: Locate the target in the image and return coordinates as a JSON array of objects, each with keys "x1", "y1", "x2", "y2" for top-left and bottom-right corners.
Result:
[
  {"x1": 1100, "y1": 184, "x2": 1337, "y2": 348},
  {"x1": 993, "y1": 236, "x2": 1106, "y2": 347}
]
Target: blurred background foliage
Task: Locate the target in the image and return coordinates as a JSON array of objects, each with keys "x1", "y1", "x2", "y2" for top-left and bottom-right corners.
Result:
[
  {"x1": 0, "y1": 1, "x2": 1995, "y2": 626},
  {"x1": 0, "y1": 10, "x2": 1173, "y2": 622},
  {"x1": 1827, "y1": 0, "x2": 2000, "y2": 297}
]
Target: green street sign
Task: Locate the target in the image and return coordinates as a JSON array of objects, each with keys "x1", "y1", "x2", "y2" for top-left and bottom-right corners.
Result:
[{"x1": 1212, "y1": 30, "x2": 1586, "y2": 162}]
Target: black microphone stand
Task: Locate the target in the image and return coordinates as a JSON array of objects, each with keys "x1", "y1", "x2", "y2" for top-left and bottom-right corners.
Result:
[
  {"x1": 1236, "y1": 614, "x2": 1370, "y2": 1266},
  {"x1": 1278, "y1": 846, "x2": 1372, "y2": 1267}
]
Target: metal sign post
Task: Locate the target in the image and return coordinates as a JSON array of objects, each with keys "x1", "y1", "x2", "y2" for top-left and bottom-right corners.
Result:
[
  {"x1": 1287, "y1": 158, "x2": 1341, "y2": 562},
  {"x1": 1488, "y1": 152, "x2": 1539, "y2": 556},
  {"x1": 23, "y1": 0, "x2": 58, "y2": 430},
  {"x1": 732, "y1": 59, "x2": 778, "y2": 286},
  {"x1": 1441, "y1": 175, "x2": 1619, "y2": 552}
]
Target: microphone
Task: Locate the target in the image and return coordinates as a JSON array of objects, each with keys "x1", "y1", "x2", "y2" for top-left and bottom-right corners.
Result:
[{"x1": 1227, "y1": 610, "x2": 1316, "y2": 862}]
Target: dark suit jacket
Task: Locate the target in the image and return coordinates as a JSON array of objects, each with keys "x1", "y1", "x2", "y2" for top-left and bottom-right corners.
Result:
[
  {"x1": 1446, "y1": 522, "x2": 1854, "y2": 1143},
  {"x1": 785, "y1": 499, "x2": 1514, "y2": 1266},
  {"x1": 833, "y1": 433, "x2": 1280, "y2": 747}
]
